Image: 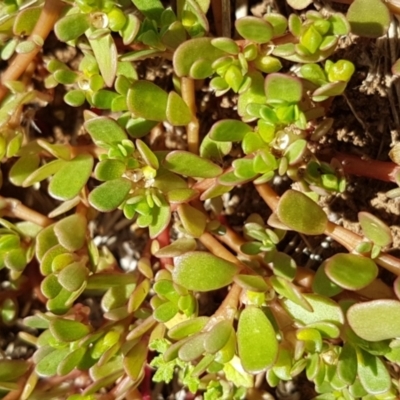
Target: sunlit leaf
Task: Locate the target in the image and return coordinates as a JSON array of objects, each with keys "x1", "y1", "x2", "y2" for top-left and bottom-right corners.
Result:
[
  {"x1": 358, "y1": 211, "x2": 392, "y2": 247},
  {"x1": 55, "y1": 13, "x2": 90, "y2": 42},
  {"x1": 237, "y1": 306, "x2": 278, "y2": 373},
  {"x1": 164, "y1": 151, "x2": 222, "y2": 178},
  {"x1": 325, "y1": 253, "x2": 378, "y2": 290},
  {"x1": 347, "y1": 300, "x2": 400, "y2": 341},
  {"x1": 276, "y1": 190, "x2": 327, "y2": 235},
  {"x1": 173, "y1": 251, "x2": 239, "y2": 291},
  {"x1": 235, "y1": 17, "x2": 273, "y2": 44},
  {"x1": 347, "y1": 0, "x2": 390, "y2": 38},
  {"x1": 49, "y1": 154, "x2": 93, "y2": 201},
  {"x1": 54, "y1": 214, "x2": 86, "y2": 252},
  {"x1": 127, "y1": 80, "x2": 168, "y2": 121},
  {"x1": 89, "y1": 178, "x2": 131, "y2": 212}
]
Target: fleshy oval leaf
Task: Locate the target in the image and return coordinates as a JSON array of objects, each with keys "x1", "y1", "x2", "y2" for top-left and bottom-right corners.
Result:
[
  {"x1": 48, "y1": 154, "x2": 93, "y2": 201},
  {"x1": 358, "y1": 211, "x2": 392, "y2": 247},
  {"x1": 89, "y1": 178, "x2": 131, "y2": 212},
  {"x1": 209, "y1": 120, "x2": 252, "y2": 142},
  {"x1": 173, "y1": 251, "x2": 239, "y2": 291},
  {"x1": 237, "y1": 306, "x2": 278, "y2": 373},
  {"x1": 235, "y1": 17, "x2": 273, "y2": 44},
  {"x1": 324, "y1": 253, "x2": 378, "y2": 291},
  {"x1": 276, "y1": 190, "x2": 327, "y2": 235},
  {"x1": 55, "y1": 13, "x2": 91, "y2": 42},
  {"x1": 54, "y1": 214, "x2": 86, "y2": 252},
  {"x1": 85, "y1": 117, "x2": 127, "y2": 145},
  {"x1": 127, "y1": 80, "x2": 168, "y2": 121},
  {"x1": 164, "y1": 151, "x2": 222, "y2": 178},
  {"x1": 347, "y1": 300, "x2": 400, "y2": 341}
]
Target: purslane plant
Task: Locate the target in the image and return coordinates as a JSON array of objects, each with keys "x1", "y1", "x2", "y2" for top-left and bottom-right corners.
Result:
[{"x1": 1, "y1": 0, "x2": 400, "y2": 399}]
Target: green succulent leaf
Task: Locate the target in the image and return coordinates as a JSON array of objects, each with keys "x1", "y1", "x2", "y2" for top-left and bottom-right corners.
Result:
[
  {"x1": 204, "y1": 320, "x2": 233, "y2": 354},
  {"x1": 276, "y1": 190, "x2": 327, "y2": 235},
  {"x1": 58, "y1": 262, "x2": 88, "y2": 292},
  {"x1": 49, "y1": 154, "x2": 93, "y2": 201},
  {"x1": 324, "y1": 253, "x2": 378, "y2": 290},
  {"x1": 237, "y1": 306, "x2": 278, "y2": 373},
  {"x1": 265, "y1": 73, "x2": 303, "y2": 105},
  {"x1": 0, "y1": 359, "x2": 29, "y2": 381},
  {"x1": 36, "y1": 347, "x2": 71, "y2": 377},
  {"x1": 173, "y1": 251, "x2": 239, "y2": 291},
  {"x1": 164, "y1": 151, "x2": 222, "y2": 178},
  {"x1": 347, "y1": 300, "x2": 400, "y2": 341},
  {"x1": 173, "y1": 37, "x2": 226, "y2": 78},
  {"x1": 166, "y1": 91, "x2": 192, "y2": 126},
  {"x1": 235, "y1": 17, "x2": 273, "y2": 44},
  {"x1": 94, "y1": 159, "x2": 126, "y2": 181},
  {"x1": 55, "y1": 13, "x2": 91, "y2": 42},
  {"x1": 127, "y1": 80, "x2": 168, "y2": 121},
  {"x1": 54, "y1": 214, "x2": 86, "y2": 252},
  {"x1": 177, "y1": 203, "x2": 207, "y2": 238},
  {"x1": 358, "y1": 211, "x2": 392, "y2": 247},
  {"x1": 346, "y1": 0, "x2": 390, "y2": 38},
  {"x1": 356, "y1": 347, "x2": 391, "y2": 394},
  {"x1": 282, "y1": 293, "x2": 344, "y2": 325},
  {"x1": 168, "y1": 316, "x2": 209, "y2": 340},
  {"x1": 233, "y1": 275, "x2": 269, "y2": 292},
  {"x1": 88, "y1": 33, "x2": 117, "y2": 87},
  {"x1": 209, "y1": 119, "x2": 252, "y2": 142},
  {"x1": 9, "y1": 153, "x2": 40, "y2": 187},
  {"x1": 85, "y1": 117, "x2": 127, "y2": 145},
  {"x1": 89, "y1": 178, "x2": 131, "y2": 212},
  {"x1": 124, "y1": 338, "x2": 148, "y2": 381}
]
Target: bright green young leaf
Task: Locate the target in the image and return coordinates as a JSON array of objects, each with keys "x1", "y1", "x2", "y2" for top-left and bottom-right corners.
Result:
[
  {"x1": 237, "y1": 306, "x2": 278, "y2": 373},
  {"x1": 49, "y1": 154, "x2": 93, "y2": 201},
  {"x1": 173, "y1": 37, "x2": 226, "y2": 78},
  {"x1": 89, "y1": 178, "x2": 131, "y2": 212},
  {"x1": 166, "y1": 91, "x2": 191, "y2": 126},
  {"x1": 54, "y1": 214, "x2": 86, "y2": 252},
  {"x1": 235, "y1": 17, "x2": 273, "y2": 44},
  {"x1": 265, "y1": 73, "x2": 303, "y2": 105},
  {"x1": 55, "y1": 13, "x2": 91, "y2": 42},
  {"x1": 85, "y1": 116, "x2": 127, "y2": 145},
  {"x1": 346, "y1": 0, "x2": 390, "y2": 38},
  {"x1": 127, "y1": 81, "x2": 168, "y2": 121},
  {"x1": 276, "y1": 190, "x2": 327, "y2": 235},
  {"x1": 287, "y1": 0, "x2": 313, "y2": 9},
  {"x1": 9, "y1": 153, "x2": 40, "y2": 186},
  {"x1": 154, "y1": 301, "x2": 179, "y2": 322},
  {"x1": 173, "y1": 251, "x2": 239, "y2": 291},
  {"x1": 209, "y1": 119, "x2": 252, "y2": 142},
  {"x1": 36, "y1": 225, "x2": 59, "y2": 262},
  {"x1": 358, "y1": 211, "x2": 392, "y2": 247},
  {"x1": 164, "y1": 151, "x2": 222, "y2": 178},
  {"x1": 324, "y1": 253, "x2": 378, "y2": 290},
  {"x1": 347, "y1": 300, "x2": 400, "y2": 341}
]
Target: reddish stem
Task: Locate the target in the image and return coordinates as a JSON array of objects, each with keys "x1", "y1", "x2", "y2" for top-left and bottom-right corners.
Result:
[
  {"x1": 154, "y1": 224, "x2": 172, "y2": 268},
  {"x1": 333, "y1": 152, "x2": 400, "y2": 183}
]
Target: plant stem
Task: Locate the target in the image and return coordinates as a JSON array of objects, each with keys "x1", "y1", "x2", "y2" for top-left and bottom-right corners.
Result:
[
  {"x1": 181, "y1": 77, "x2": 199, "y2": 154},
  {"x1": 0, "y1": 196, "x2": 53, "y2": 227},
  {"x1": 332, "y1": 152, "x2": 400, "y2": 183},
  {"x1": 0, "y1": 0, "x2": 65, "y2": 102},
  {"x1": 254, "y1": 183, "x2": 400, "y2": 275}
]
